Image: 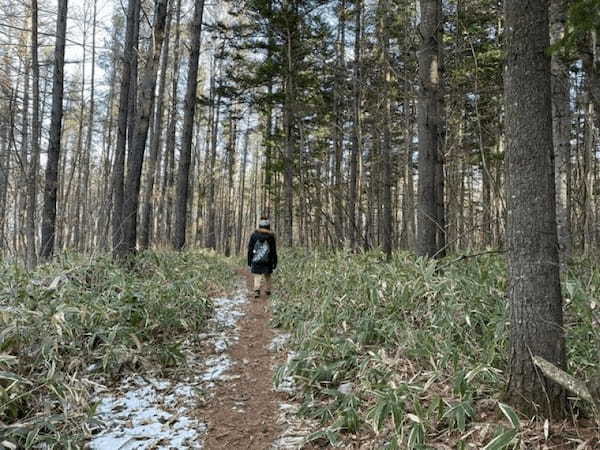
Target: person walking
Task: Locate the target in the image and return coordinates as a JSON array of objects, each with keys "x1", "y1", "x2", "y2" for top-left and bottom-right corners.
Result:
[{"x1": 247, "y1": 216, "x2": 278, "y2": 299}]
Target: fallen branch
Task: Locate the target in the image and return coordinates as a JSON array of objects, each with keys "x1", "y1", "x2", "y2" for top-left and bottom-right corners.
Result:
[{"x1": 533, "y1": 356, "x2": 598, "y2": 408}]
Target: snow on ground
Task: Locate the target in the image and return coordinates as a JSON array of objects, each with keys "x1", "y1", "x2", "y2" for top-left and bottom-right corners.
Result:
[
  {"x1": 88, "y1": 291, "x2": 247, "y2": 449},
  {"x1": 269, "y1": 333, "x2": 318, "y2": 449}
]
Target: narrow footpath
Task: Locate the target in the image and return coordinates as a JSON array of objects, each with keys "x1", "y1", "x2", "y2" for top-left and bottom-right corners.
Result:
[
  {"x1": 89, "y1": 269, "x2": 313, "y2": 449},
  {"x1": 199, "y1": 269, "x2": 286, "y2": 449}
]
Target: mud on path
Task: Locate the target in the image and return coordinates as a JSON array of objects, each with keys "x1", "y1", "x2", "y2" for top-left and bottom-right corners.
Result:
[{"x1": 199, "y1": 269, "x2": 288, "y2": 449}]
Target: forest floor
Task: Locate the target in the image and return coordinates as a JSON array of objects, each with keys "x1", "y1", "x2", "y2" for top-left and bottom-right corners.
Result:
[
  {"x1": 89, "y1": 268, "x2": 313, "y2": 449},
  {"x1": 199, "y1": 268, "x2": 311, "y2": 449}
]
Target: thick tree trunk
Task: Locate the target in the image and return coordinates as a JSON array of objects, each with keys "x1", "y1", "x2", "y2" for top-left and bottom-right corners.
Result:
[
  {"x1": 122, "y1": 0, "x2": 169, "y2": 256},
  {"x1": 416, "y1": 0, "x2": 444, "y2": 258},
  {"x1": 504, "y1": 0, "x2": 567, "y2": 418},
  {"x1": 173, "y1": 0, "x2": 205, "y2": 250},
  {"x1": 40, "y1": 0, "x2": 68, "y2": 260},
  {"x1": 112, "y1": 0, "x2": 139, "y2": 257}
]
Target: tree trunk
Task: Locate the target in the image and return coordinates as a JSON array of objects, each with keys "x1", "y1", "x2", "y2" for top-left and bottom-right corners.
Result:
[
  {"x1": 333, "y1": 0, "x2": 346, "y2": 248},
  {"x1": 40, "y1": 0, "x2": 68, "y2": 260},
  {"x1": 140, "y1": 0, "x2": 175, "y2": 250},
  {"x1": 504, "y1": 0, "x2": 567, "y2": 418},
  {"x1": 122, "y1": 0, "x2": 169, "y2": 256},
  {"x1": 349, "y1": 0, "x2": 362, "y2": 251},
  {"x1": 81, "y1": 0, "x2": 97, "y2": 252},
  {"x1": 416, "y1": 0, "x2": 443, "y2": 258},
  {"x1": 112, "y1": 0, "x2": 139, "y2": 258},
  {"x1": 550, "y1": 0, "x2": 571, "y2": 264},
  {"x1": 236, "y1": 123, "x2": 250, "y2": 254},
  {"x1": 205, "y1": 82, "x2": 221, "y2": 250},
  {"x1": 379, "y1": 0, "x2": 393, "y2": 260},
  {"x1": 26, "y1": 0, "x2": 41, "y2": 268},
  {"x1": 173, "y1": 0, "x2": 205, "y2": 250}
]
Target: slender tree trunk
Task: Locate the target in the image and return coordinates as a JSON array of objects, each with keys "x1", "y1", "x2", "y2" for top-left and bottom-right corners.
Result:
[
  {"x1": 173, "y1": 0, "x2": 205, "y2": 249},
  {"x1": 122, "y1": 0, "x2": 169, "y2": 256},
  {"x1": 26, "y1": 0, "x2": 41, "y2": 268},
  {"x1": 349, "y1": 0, "x2": 362, "y2": 250},
  {"x1": 140, "y1": 0, "x2": 175, "y2": 250},
  {"x1": 379, "y1": 0, "x2": 392, "y2": 259},
  {"x1": 403, "y1": 94, "x2": 416, "y2": 250},
  {"x1": 284, "y1": 22, "x2": 295, "y2": 247},
  {"x1": 19, "y1": 50, "x2": 30, "y2": 259},
  {"x1": 236, "y1": 123, "x2": 250, "y2": 254},
  {"x1": 504, "y1": 0, "x2": 567, "y2": 418},
  {"x1": 73, "y1": 19, "x2": 88, "y2": 251},
  {"x1": 82, "y1": 0, "x2": 97, "y2": 252},
  {"x1": 205, "y1": 85, "x2": 221, "y2": 250},
  {"x1": 112, "y1": 0, "x2": 139, "y2": 257},
  {"x1": 333, "y1": 0, "x2": 346, "y2": 248},
  {"x1": 40, "y1": 0, "x2": 68, "y2": 260}
]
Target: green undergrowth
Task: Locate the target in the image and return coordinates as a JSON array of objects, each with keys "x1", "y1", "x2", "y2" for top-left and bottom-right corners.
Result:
[
  {"x1": 0, "y1": 249, "x2": 235, "y2": 448},
  {"x1": 271, "y1": 249, "x2": 600, "y2": 448}
]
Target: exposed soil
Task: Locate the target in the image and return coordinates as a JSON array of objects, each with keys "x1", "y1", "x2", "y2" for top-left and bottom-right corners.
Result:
[{"x1": 198, "y1": 269, "x2": 288, "y2": 449}]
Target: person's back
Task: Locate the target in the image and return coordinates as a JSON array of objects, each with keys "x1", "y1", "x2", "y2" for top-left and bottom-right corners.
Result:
[{"x1": 247, "y1": 217, "x2": 277, "y2": 299}]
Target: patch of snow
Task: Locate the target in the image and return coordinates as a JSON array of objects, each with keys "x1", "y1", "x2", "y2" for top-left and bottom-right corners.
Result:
[
  {"x1": 268, "y1": 333, "x2": 291, "y2": 352},
  {"x1": 89, "y1": 289, "x2": 248, "y2": 449},
  {"x1": 89, "y1": 376, "x2": 205, "y2": 450},
  {"x1": 201, "y1": 354, "x2": 233, "y2": 382},
  {"x1": 269, "y1": 333, "x2": 316, "y2": 449},
  {"x1": 272, "y1": 403, "x2": 316, "y2": 450},
  {"x1": 273, "y1": 352, "x2": 298, "y2": 394}
]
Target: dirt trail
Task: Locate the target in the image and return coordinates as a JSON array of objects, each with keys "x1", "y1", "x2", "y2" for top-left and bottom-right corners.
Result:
[{"x1": 199, "y1": 269, "x2": 288, "y2": 449}]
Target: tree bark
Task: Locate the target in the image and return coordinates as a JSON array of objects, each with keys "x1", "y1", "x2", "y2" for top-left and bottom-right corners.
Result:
[
  {"x1": 550, "y1": 0, "x2": 571, "y2": 265},
  {"x1": 40, "y1": 0, "x2": 68, "y2": 260},
  {"x1": 205, "y1": 78, "x2": 221, "y2": 250},
  {"x1": 81, "y1": 0, "x2": 97, "y2": 252},
  {"x1": 333, "y1": 0, "x2": 346, "y2": 248},
  {"x1": 122, "y1": 0, "x2": 169, "y2": 256},
  {"x1": 26, "y1": 0, "x2": 41, "y2": 268},
  {"x1": 173, "y1": 0, "x2": 205, "y2": 250},
  {"x1": 379, "y1": 0, "x2": 393, "y2": 260},
  {"x1": 504, "y1": 0, "x2": 567, "y2": 418},
  {"x1": 236, "y1": 123, "x2": 250, "y2": 254},
  {"x1": 416, "y1": 0, "x2": 444, "y2": 258},
  {"x1": 349, "y1": 0, "x2": 362, "y2": 251},
  {"x1": 112, "y1": 0, "x2": 139, "y2": 258},
  {"x1": 140, "y1": 0, "x2": 175, "y2": 250}
]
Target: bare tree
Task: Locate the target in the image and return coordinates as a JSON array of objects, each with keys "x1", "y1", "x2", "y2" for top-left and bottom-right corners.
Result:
[
  {"x1": 40, "y1": 0, "x2": 68, "y2": 260},
  {"x1": 26, "y1": 0, "x2": 40, "y2": 268},
  {"x1": 122, "y1": 0, "x2": 170, "y2": 256},
  {"x1": 173, "y1": 0, "x2": 206, "y2": 250},
  {"x1": 112, "y1": 0, "x2": 140, "y2": 258}
]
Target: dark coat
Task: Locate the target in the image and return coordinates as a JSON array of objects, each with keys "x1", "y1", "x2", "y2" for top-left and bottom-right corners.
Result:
[{"x1": 247, "y1": 228, "x2": 278, "y2": 274}]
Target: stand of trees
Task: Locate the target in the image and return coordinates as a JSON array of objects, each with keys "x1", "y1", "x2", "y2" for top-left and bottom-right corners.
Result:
[{"x1": 1, "y1": 0, "x2": 600, "y2": 418}]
